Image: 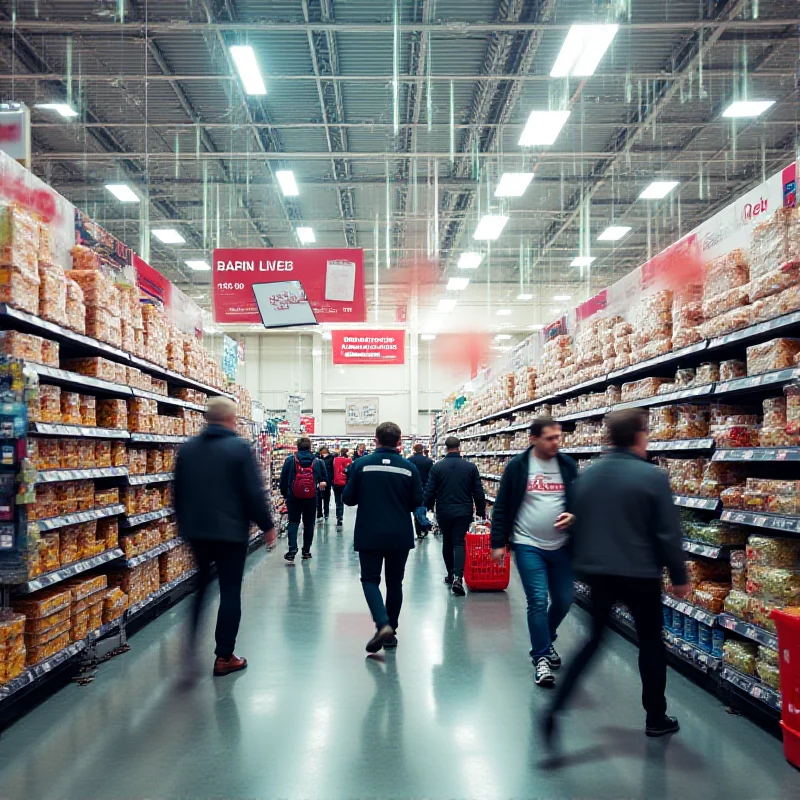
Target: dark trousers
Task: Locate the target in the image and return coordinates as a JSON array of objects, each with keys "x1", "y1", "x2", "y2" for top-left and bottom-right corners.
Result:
[
  {"x1": 333, "y1": 485, "x2": 345, "y2": 521},
  {"x1": 550, "y1": 575, "x2": 668, "y2": 722},
  {"x1": 359, "y1": 550, "x2": 410, "y2": 630},
  {"x1": 188, "y1": 539, "x2": 248, "y2": 659},
  {"x1": 317, "y1": 484, "x2": 331, "y2": 518},
  {"x1": 287, "y1": 496, "x2": 317, "y2": 553},
  {"x1": 439, "y1": 515, "x2": 473, "y2": 578}
]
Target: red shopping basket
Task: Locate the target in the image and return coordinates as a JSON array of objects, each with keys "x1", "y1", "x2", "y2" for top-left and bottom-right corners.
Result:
[
  {"x1": 771, "y1": 608, "x2": 800, "y2": 767},
  {"x1": 464, "y1": 530, "x2": 510, "y2": 591}
]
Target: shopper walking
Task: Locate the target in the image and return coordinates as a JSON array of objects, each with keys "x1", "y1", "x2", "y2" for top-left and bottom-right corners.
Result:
[
  {"x1": 174, "y1": 397, "x2": 276, "y2": 677},
  {"x1": 490, "y1": 418, "x2": 577, "y2": 687},
  {"x1": 353, "y1": 443, "x2": 367, "y2": 461},
  {"x1": 343, "y1": 422, "x2": 423, "y2": 653},
  {"x1": 424, "y1": 436, "x2": 486, "y2": 596},
  {"x1": 409, "y1": 443, "x2": 434, "y2": 489},
  {"x1": 332, "y1": 447, "x2": 352, "y2": 529},
  {"x1": 316, "y1": 445, "x2": 335, "y2": 521},
  {"x1": 543, "y1": 409, "x2": 691, "y2": 746},
  {"x1": 280, "y1": 437, "x2": 327, "y2": 562}
]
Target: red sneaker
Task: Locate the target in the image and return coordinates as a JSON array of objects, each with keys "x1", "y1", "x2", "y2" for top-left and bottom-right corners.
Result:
[{"x1": 213, "y1": 654, "x2": 248, "y2": 677}]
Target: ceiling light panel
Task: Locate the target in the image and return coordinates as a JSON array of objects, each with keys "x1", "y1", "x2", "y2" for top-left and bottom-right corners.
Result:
[
  {"x1": 296, "y1": 227, "x2": 316, "y2": 244},
  {"x1": 597, "y1": 225, "x2": 632, "y2": 241},
  {"x1": 496, "y1": 309, "x2": 512, "y2": 316},
  {"x1": 551, "y1": 24, "x2": 619, "y2": 77},
  {"x1": 185, "y1": 260, "x2": 211, "y2": 271},
  {"x1": 152, "y1": 229, "x2": 186, "y2": 244},
  {"x1": 518, "y1": 110, "x2": 570, "y2": 146},
  {"x1": 35, "y1": 103, "x2": 78, "y2": 118},
  {"x1": 437, "y1": 299, "x2": 457, "y2": 313},
  {"x1": 570, "y1": 256, "x2": 595, "y2": 268},
  {"x1": 458, "y1": 252, "x2": 484, "y2": 270},
  {"x1": 552, "y1": 294, "x2": 572, "y2": 301},
  {"x1": 229, "y1": 45, "x2": 266, "y2": 95},
  {"x1": 275, "y1": 170, "x2": 299, "y2": 196},
  {"x1": 473, "y1": 215, "x2": 509, "y2": 241},
  {"x1": 517, "y1": 293, "x2": 534, "y2": 301},
  {"x1": 495, "y1": 173, "x2": 534, "y2": 197},
  {"x1": 639, "y1": 181, "x2": 679, "y2": 200},
  {"x1": 105, "y1": 184, "x2": 139, "y2": 203},
  {"x1": 446, "y1": 277, "x2": 470, "y2": 291},
  {"x1": 722, "y1": 100, "x2": 775, "y2": 118},
  {"x1": 495, "y1": 334, "x2": 512, "y2": 341}
]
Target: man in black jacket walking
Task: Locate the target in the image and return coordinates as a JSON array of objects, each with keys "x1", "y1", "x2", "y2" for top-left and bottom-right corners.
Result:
[
  {"x1": 490, "y1": 418, "x2": 577, "y2": 687},
  {"x1": 316, "y1": 445, "x2": 335, "y2": 521},
  {"x1": 343, "y1": 421, "x2": 423, "y2": 653},
  {"x1": 408, "y1": 443, "x2": 434, "y2": 488},
  {"x1": 174, "y1": 397, "x2": 276, "y2": 677},
  {"x1": 424, "y1": 436, "x2": 486, "y2": 596},
  {"x1": 544, "y1": 410, "x2": 691, "y2": 744}
]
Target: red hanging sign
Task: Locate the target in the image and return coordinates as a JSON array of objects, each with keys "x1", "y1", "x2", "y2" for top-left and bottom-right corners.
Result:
[{"x1": 331, "y1": 330, "x2": 405, "y2": 365}]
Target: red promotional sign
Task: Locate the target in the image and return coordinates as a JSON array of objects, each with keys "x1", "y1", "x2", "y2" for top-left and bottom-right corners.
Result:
[
  {"x1": 331, "y1": 330, "x2": 405, "y2": 365},
  {"x1": 212, "y1": 248, "x2": 365, "y2": 326},
  {"x1": 134, "y1": 253, "x2": 172, "y2": 306}
]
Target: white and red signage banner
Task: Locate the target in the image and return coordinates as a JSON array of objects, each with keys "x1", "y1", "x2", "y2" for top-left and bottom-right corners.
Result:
[
  {"x1": 212, "y1": 248, "x2": 365, "y2": 326},
  {"x1": 331, "y1": 330, "x2": 406, "y2": 365}
]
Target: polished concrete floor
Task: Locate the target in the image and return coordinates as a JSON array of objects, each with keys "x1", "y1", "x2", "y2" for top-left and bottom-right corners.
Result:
[{"x1": 0, "y1": 517, "x2": 799, "y2": 799}]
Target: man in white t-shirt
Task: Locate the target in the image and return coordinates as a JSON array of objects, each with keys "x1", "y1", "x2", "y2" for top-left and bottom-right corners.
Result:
[{"x1": 490, "y1": 418, "x2": 578, "y2": 686}]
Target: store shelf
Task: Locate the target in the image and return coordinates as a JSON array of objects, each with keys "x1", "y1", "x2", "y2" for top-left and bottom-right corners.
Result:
[
  {"x1": 714, "y1": 367, "x2": 800, "y2": 397},
  {"x1": 32, "y1": 364, "x2": 133, "y2": 397},
  {"x1": 121, "y1": 507, "x2": 174, "y2": 528},
  {"x1": 720, "y1": 665, "x2": 781, "y2": 714},
  {"x1": 130, "y1": 387, "x2": 205, "y2": 412},
  {"x1": 707, "y1": 309, "x2": 800, "y2": 352},
  {"x1": 608, "y1": 342, "x2": 708, "y2": 381},
  {"x1": 16, "y1": 548, "x2": 125, "y2": 593},
  {"x1": 717, "y1": 613, "x2": 778, "y2": 650},
  {"x1": 86, "y1": 619, "x2": 122, "y2": 643},
  {"x1": 674, "y1": 495, "x2": 721, "y2": 511},
  {"x1": 561, "y1": 445, "x2": 604, "y2": 455},
  {"x1": 713, "y1": 447, "x2": 800, "y2": 462},
  {"x1": 555, "y1": 406, "x2": 608, "y2": 422},
  {"x1": 29, "y1": 422, "x2": 130, "y2": 439},
  {"x1": 125, "y1": 569, "x2": 199, "y2": 620},
  {"x1": 127, "y1": 355, "x2": 234, "y2": 400},
  {"x1": 649, "y1": 438, "x2": 715, "y2": 452},
  {"x1": 127, "y1": 472, "x2": 174, "y2": 486},
  {"x1": 34, "y1": 503, "x2": 126, "y2": 532},
  {"x1": 124, "y1": 537, "x2": 184, "y2": 568},
  {"x1": 129, "y1": 433, "x2": 188, "y2": 444},
  {"x1": 661, "y1": 593, "x2": 718, "y2": 626},
  {"x1": 682, "y1": 540, "x2": 729, "y2": 559},
  {"x1": 464, "y1": 450, "x2": 523, "y2": 458},
  {"x1": 0, "y1": 641, "x2": 87, "y2": 701},
  {"x1": 664, "y1": 630, "x2": 721, "y2": 672},
  {"x1": 36, "y1": 466, "x2": 129, "y2": 483},
  {"x1": 720, "y1": 509, "x2": 800, "y2": 534},
  {"x1": 615, "y1": 383, "x2": 714, "y2": 411}
]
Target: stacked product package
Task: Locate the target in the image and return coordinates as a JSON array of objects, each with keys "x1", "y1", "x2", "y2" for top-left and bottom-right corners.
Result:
[{"x1": 0, "y1": 205, "x2": 41, "y2": 315}]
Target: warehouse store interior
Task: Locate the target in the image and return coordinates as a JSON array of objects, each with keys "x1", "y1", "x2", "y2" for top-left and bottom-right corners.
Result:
[{"x1": 0, "y1": 0, "x2": 800, "y2": 798}]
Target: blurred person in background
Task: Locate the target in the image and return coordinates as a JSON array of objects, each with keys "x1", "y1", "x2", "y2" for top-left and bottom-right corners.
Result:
[
  {"x1": 316, "y1": 445, "x2": 335, "y2": 521},
  {"x1": 280, "y1": 437, "x2": 327, "y2": 562},
  {"x1": 409, "y1": 443, "x2": 435, "y2": 539},
  {"x1": 174, "y1": 397, "x2": 276, "y2": 678},
  {"x1": 353, "y1": 443, "x2": 367, "y2": 461},
  {"x1": 424, "y1": 436, "x2": 486, "y2": 596},
  {"x1": 332, "y1": 447, "x2": 352, "y2": 529},
  {"x1": 543, "y1": 409, "x2": 690, "y2": 747},
  {"x1": 344, "y1": 422, "x2": 423, "y2": 653},
  {"x1": 491, "y1": 418, "x2": 577, "y2": 687}
]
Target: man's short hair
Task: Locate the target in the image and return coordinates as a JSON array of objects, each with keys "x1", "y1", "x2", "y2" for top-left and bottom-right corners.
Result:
[
  {"x1": 445, "y1": 436, "x2": 460, "y2": 450},
  {"x1": 413, "y1": 443, "x2": 424, "y2": 454},
  {"x1": 376, "y1": 421, "x2": 402, "y2": 448},
  {"x1": 296, "y1": 437, "x2": 312, "y2": 451},
  {"x1": 529, "y1": 417, "x2": 560, "y2": 438},
  {"x1": 206, "y1": 396, "x2": 236, "y2": 425},
  {"x1": 607, "y1": 409, "x2": 648, "y2": 448}
]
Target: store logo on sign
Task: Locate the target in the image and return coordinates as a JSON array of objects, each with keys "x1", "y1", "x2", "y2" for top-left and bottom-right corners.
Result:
[{"x1": 742, "y1": 197, "x2": 768, "y2": 223}]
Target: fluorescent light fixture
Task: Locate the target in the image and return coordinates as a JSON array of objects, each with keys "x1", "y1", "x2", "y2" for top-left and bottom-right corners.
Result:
[
  {"x1": 446, "y1": 277, "x2": 470, "y2": 291},
  {"x1": 552, "y1": 294, "x2": 572, "y2": 301},
  {"x1": 519, "y1": 110, "x2": 570, "y2": 146},
  {"x1": 722, "y1": 100, "x2": 775, "y2": 119},
  {"x1": 495, "y1": 172, "x2": 534, "y2": 197},
  {"x1": 105, "y1": 184, "x2": 139, "y2": 203},
  {"x1": 516, "y1": 293, "x2": 534, "y2": 301},
  {"x1": 437, "y1": 298, "x2": 458, "y2": 313},
  {"x1": 570, "y1": 256, "x2": 595, "y2": 268},
  {"x1": 229, "y1": 45, "x2": 266, "y2": 95},
  {"x1": 152, "y1": 229, "x2": 186, "y2": 244},
  {"x1": 458, "y1": 252, "x2": 484, "y2": 270},
  {"x1": 473, "y1": 214, "x2": 509, "y2": 241},
  {"x1": 598, "y1": 225, "x2": 632, "y2": 241},
  {"x1": 496, "y1": 309, "x2": 512, "y2": 316},
  {"x1": 275, "y1": 170, "x2": 299, "y2": 196},
  {"x1": 550, "y1": 24, "x2": 619, "y2": 78},
  {"x1": 421, "y1": 334, "x2": 437, "y2": 341},
  {"x1": 495, "y1": 334, "x2": 512, "y2": 341},
  {"x1": 185, "y1": 260, "x2": 211, "y2": 271},
  {"x1": 321, "y1": 331, "x2": 332, "y2": 340},
  {"x1": 638, "y1": 181, "x2": 679, "y2": 200},
  {"x1": 35, "y1": 103, "x2": 78, "y2": 118},
  {"x1": 296, "y1": 227, "x2": 316, "y2": 244}
]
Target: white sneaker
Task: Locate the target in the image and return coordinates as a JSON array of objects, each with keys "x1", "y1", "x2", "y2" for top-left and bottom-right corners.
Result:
[{"x1": 534, "y1": 657, "x2": 555, "y2": 687}]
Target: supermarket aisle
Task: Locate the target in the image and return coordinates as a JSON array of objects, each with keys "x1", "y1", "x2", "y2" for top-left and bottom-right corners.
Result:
[{"x1": 0, "y1": 521, "x2": 798, "y2": 800}]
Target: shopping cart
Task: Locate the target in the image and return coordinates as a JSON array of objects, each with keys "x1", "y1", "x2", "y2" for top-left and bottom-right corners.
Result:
[
  {"x1": 463, "y1": 521, "x2": 511, "y2": 591},
  {"x1": 770, "y1": 609, "x2": 800, "y2": 767},
  {"x1": 278, "y1": 503, "x2": 289, "y2": 538}
]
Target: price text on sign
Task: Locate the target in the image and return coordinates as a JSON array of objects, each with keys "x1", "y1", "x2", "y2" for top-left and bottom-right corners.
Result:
[{"x1": 331, "y1": 330, "x2": 406, "y2": 365}]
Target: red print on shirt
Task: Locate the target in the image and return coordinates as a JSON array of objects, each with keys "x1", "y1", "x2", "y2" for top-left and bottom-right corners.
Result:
[{"x1": 528, "y1": 474, "x2": 565, "y2": 493}]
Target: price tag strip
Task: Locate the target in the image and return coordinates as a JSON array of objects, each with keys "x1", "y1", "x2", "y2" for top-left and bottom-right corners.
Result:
[
  {"x1": 124, "y1": 537, "x2": 184, "y2": 568},
  {"x1": 0, "y1": 641, "x2": 87, "y2": 700},
  {"x1": 720, "y1": 665, "x2": 781, "y2": 713},
  {"x1": 29, "y1": 422, "x2": 131, "y2": 439},
  {"x1": 682, "y1": 540, "x2": 725, "y2": 559},
  {"x1": 609, "y1": 342, "x2": 708, "y2": 380},
  {"x1": 717, "y1": 613, "x2": 778, "y2": 650},
  {"x1": 35, "y1": 504, "x2": 126, "y2": 532},
  {"x1": 720, "y1": 509, "x2": 800, "y2": 534},
  {"x1": 649, "y1": 438, "x2": 715, "y2": 452},
  {"x1": 121, "y1": 507, "x2": 175, "y2": 528},
  {"x1": 661, "y1": 593, "x2": 718, "y2": 626},
  {"x1": 479, "y1": 473, "x2": 501, "y2": 481},
  {"x1": 713, "y1": 447, "x2": 800, "y2": 462},
  {"x1": 673, "y1": 495, "x2": 721, "y2": 512},
  {"x1": 129, "y1": 433, "x2": 189, "y2": 444},
  {"x1": 663, "y1": 631, "x2": 721, "y2": 672},
  {"x1": 714, "y1": 367, "x2": 800, "y2": 396},
  {"x1": 708, "y1": 310, "x2": 800, "y2": 350},
  {"x1": 18, "y1": 548, "x2": 125, "y2": 593},
  {"x1": 37, "y1": 467, "x2": 129, "y2": 484},
  {"x1": 127, "y1": 472, "x2": 175, "y2": 486}
]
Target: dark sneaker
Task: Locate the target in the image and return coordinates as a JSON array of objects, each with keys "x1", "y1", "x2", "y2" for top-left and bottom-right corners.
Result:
[
  {"x1": 452, "y1": 577, "x2": 466, "y2": 596},
  {"x1": 383, "y1": 634, "x2": 398, "y2": 648},
  {"x1": 366, "y1": 624, "x2": 395, "y2": 653},
  {"x1": 546, "y1": 644, "x2": 562, "y2": 670},
  {"x1": 302, "y1": 550, "x2": 312, "y2": 560},
  {"x1": 336, "y1": 519, "x2": 343, "y2": 528},
  {"x1": 284, "y1": 550, "x2": 297, "y2": 563},
  {"x1": 645, "y1": 715, "x2": 680, "y2": 737},
  {"x1": 535, "y1": 657, "x2": 555, "y2": 687},
  {"x1": 444, "y1": 574, "x2": 454, "y2": 585},
  {"x1": 213, "y1": 654, "x2": 248, "y2": 677}
]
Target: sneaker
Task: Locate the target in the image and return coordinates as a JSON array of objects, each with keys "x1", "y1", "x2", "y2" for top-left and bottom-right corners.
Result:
[
  {"x1": 534, "y1": 657, "x2": 555, "y2": 687},
  {"x1": 645, "y1": 715, "x2": 680, "y2": 737},
  {"x1": 336, "y1": 519, "x2": 343, "y2": 528},
  {"x1": 284, "y1": 550, "x2": 297, "y2": 563},
  {"x1": 316, "y1": 514, "x2": 323, "y2": 521},
  {"x1": 444, "y1": 574, "x2": 454, "y2": 585},
  {"x1": 302, "y1": 551, "x2": 312, "y2": 560},
  {"x1": 213, "y1": 654, "x2": 248, "y2": 677},
  {"x1": 366, "y1": 624, "x2": 395, "y2": 653},
  {"x1": 383, "y1": 634, "x2": 398, "y2": 648},
  {"x1": 324, "y1": 514, "x2": 329, "y2": 520},
  {"x1": 546, "y1": 644, "x2": 562, "y2": 670},
  {"x1": 452, "y1": 577, "x2": 466, "y2": 596}
]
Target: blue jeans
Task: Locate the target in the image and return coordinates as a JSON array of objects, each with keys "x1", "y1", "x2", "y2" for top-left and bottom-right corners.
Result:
[
  {"x1": 359, "y1": 550, "x2": 409, "y2": 630},
  {"x1": 513, "y1": 543, "x2": 574, "y2": 659}
]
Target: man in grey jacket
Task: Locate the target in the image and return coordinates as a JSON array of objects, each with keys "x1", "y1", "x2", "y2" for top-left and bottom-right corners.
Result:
[{"x1": 543, "y1": 409, "x2": 691, "y2": 745}]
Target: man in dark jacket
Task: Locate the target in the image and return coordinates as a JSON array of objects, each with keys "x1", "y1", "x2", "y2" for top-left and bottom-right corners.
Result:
[
  {"x1": 343, "y1": 421, "x2": 423, "y2": 653},
  {"x1": 316, "y1": 446, "x2": 335, "y2": 521},
  {"x1": 174, "y1": 397, "x2": 275, "y2": 677},
  {"x1": 424, "y1": 436, "x2": 486, "y2": 596},
  {"x1": 544, "y1": 409, "x2": 691, "y2": 745},
  {"x1": 490, "y1": 418, "x2": 577, "y2": 687},
  {"x1": 409, "y1": 443, "x2": 434, "y2": 488},
  {"x1": 280, "y1": 437, "x2": 327, "y2": 562}
]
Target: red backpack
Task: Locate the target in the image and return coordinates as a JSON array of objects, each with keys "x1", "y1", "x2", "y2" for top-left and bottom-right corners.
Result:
[{"x1": 292, "y1": 456, "x2": 316, "y2": 499}]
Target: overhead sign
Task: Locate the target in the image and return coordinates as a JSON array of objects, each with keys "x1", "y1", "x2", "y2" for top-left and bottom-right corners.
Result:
[
  {"x1": 212, "y1": 248, "x2": 365, "y2": 326},
  {"x1": 331, "y1": 330, "x2": 405, "y2": 365},
  {"x1": 345, "y1": 398, "x2": 379, "y2": 434},
  {"x1": 222, "y1": 335, "x2": 238, "y2": 381}
]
